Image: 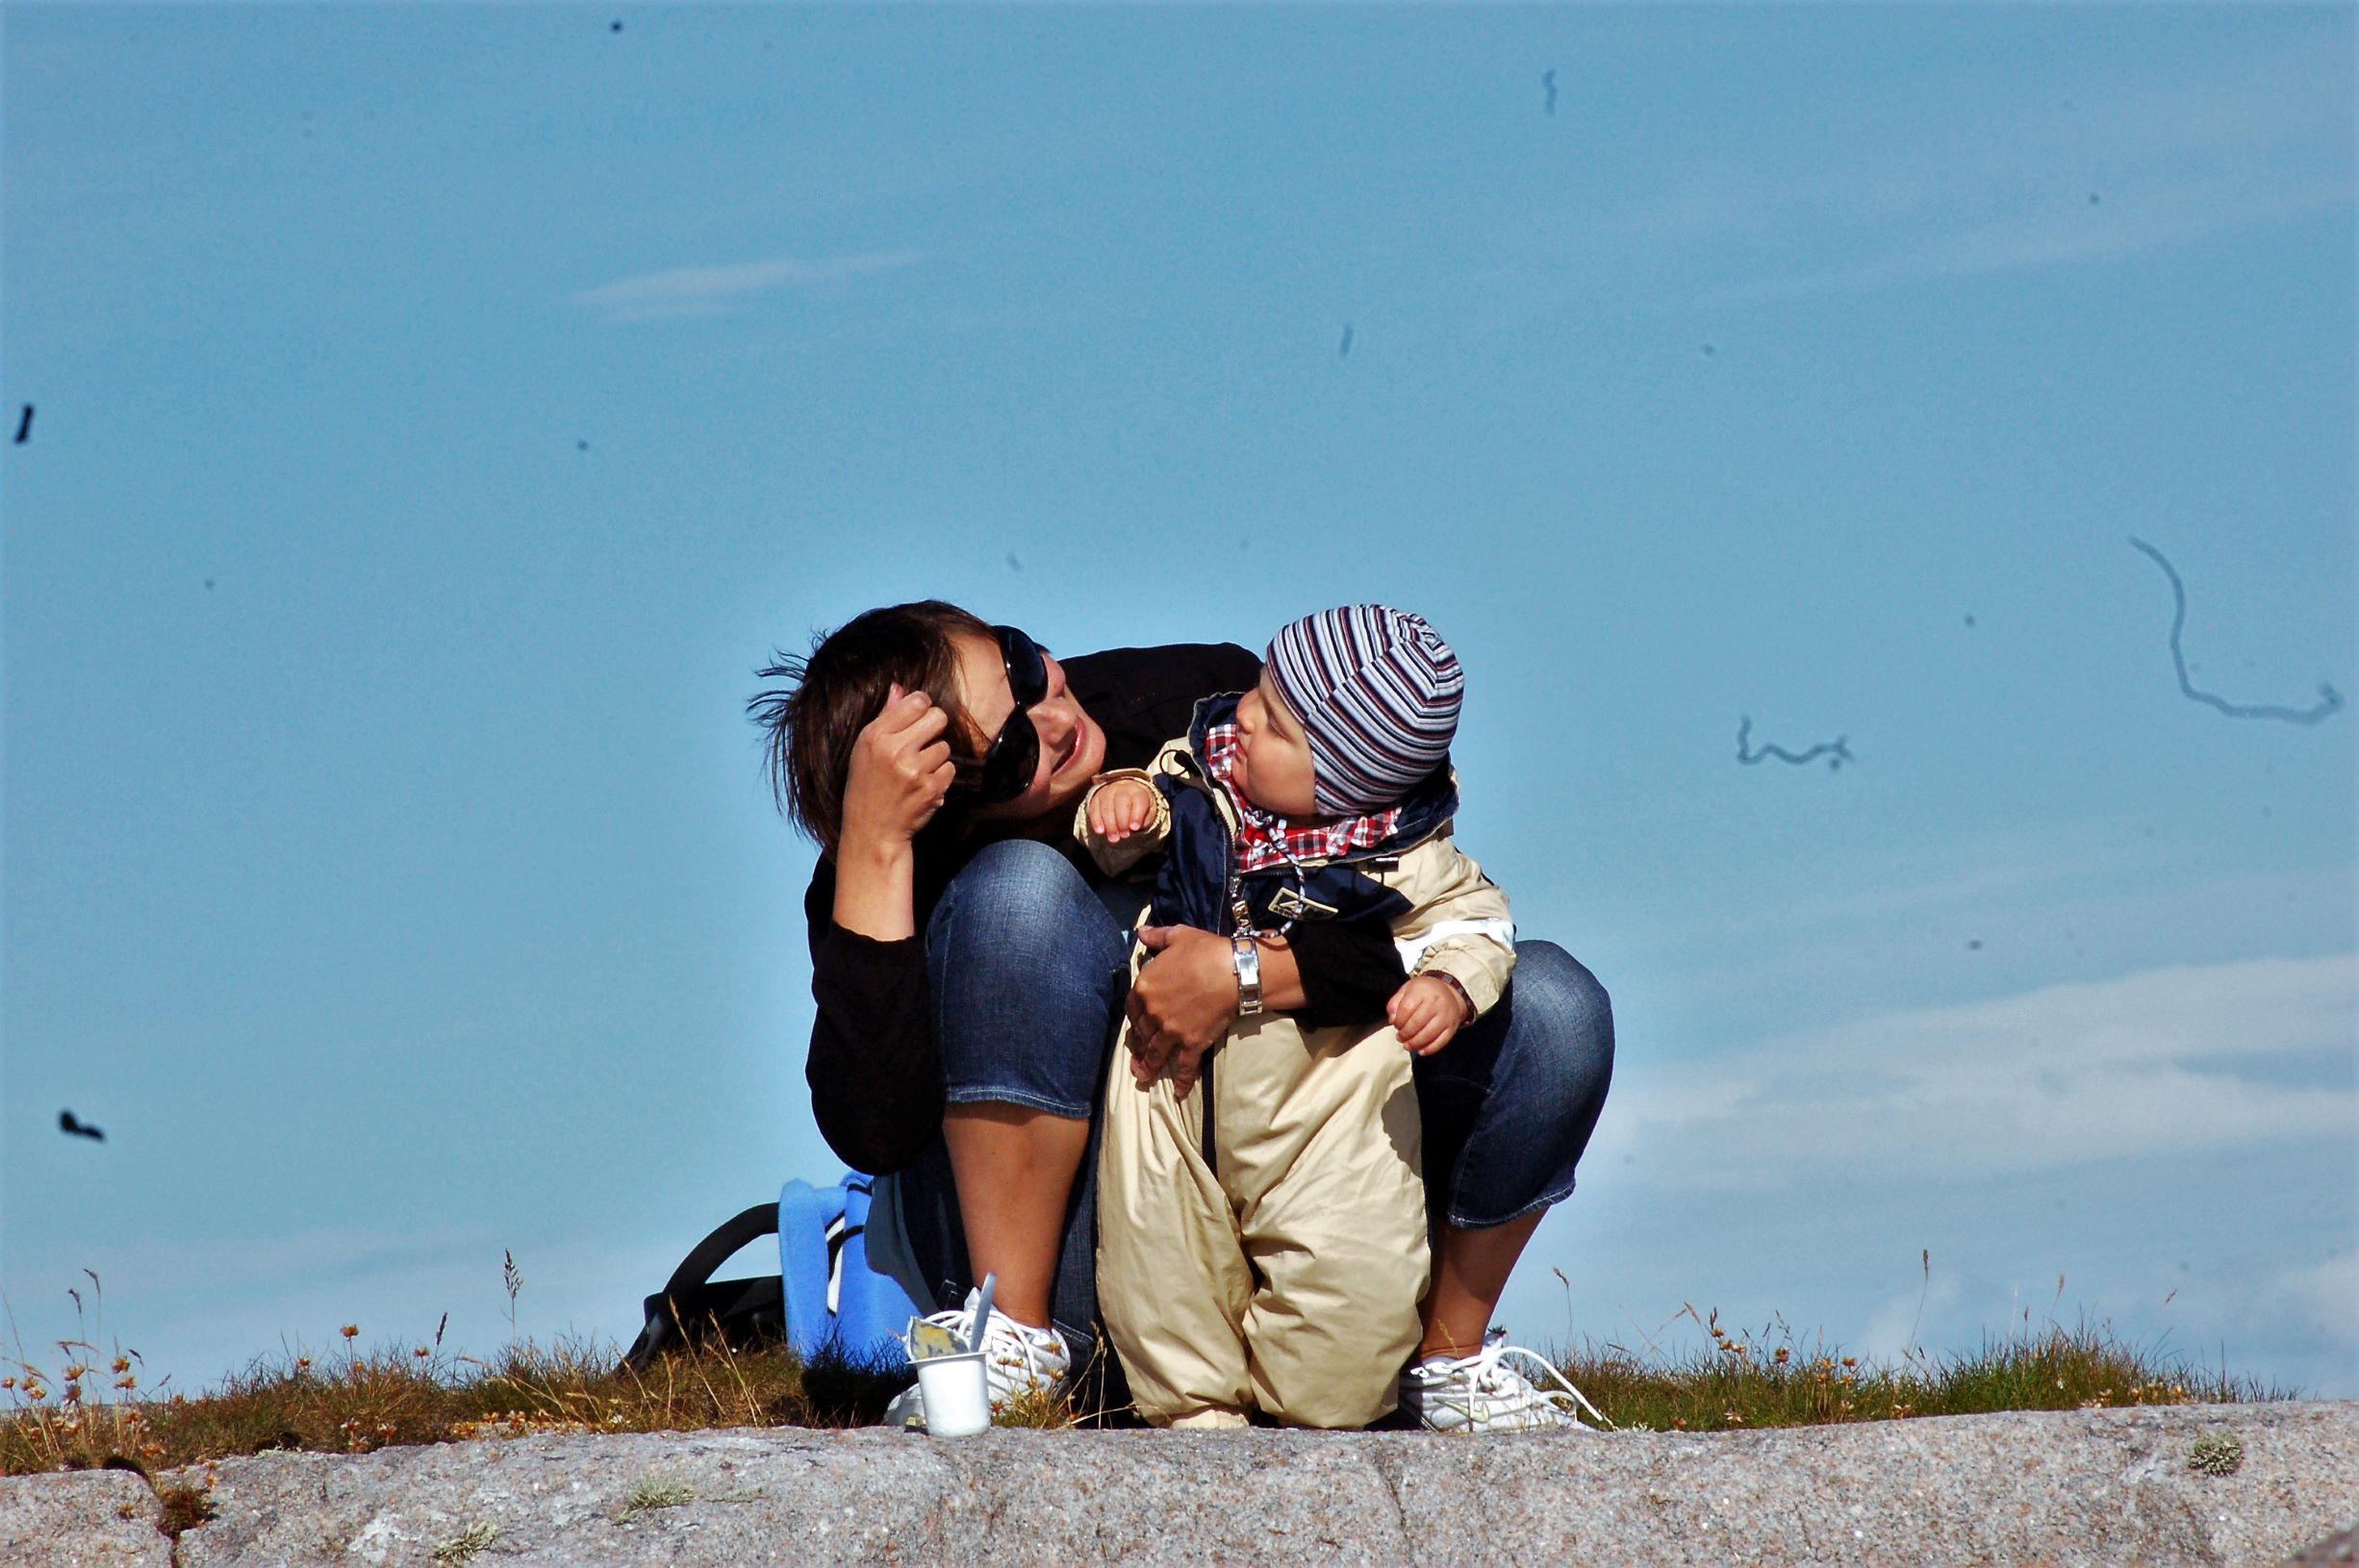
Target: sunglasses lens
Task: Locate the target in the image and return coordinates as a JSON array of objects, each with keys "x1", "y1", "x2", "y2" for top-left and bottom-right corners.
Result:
[
  {"x1": 962, "y1": 626, "x2": 1050, "y2": 805},
  {"x1": 978, "y1": 711, "x2": 1039, "y2": 804},
  {"x1": 999, "y1": 626, "x2": 1048, "y2": 706}
]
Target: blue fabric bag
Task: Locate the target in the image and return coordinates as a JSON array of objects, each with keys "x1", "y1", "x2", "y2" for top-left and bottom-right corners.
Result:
[
  {"x1": 777, "y1": 1172, "x2": 926, "y2": 1363},
  {"x1": 620, "y1": 1171, "x2": 924, "y2": 1373}
]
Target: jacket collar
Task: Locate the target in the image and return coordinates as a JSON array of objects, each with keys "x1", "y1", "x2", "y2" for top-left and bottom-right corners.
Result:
[{"x1": 1183, "y1": 692, "x2": 1459, "y2": 853}]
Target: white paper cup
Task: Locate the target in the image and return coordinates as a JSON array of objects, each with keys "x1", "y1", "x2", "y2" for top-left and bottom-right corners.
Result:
[{"x1": 914, "y1": 1350, "x2": 992, "y2": 1437}]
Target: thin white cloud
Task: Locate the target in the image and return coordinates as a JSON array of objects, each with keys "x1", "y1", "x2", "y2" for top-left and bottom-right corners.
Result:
[
  {"x1": 1711, "y1": 172, "x2": 2347, "y2": 305},
  {"x1": 1596, "y1": 952, "x2": 2358, "y2": 1191},
  {"x1": 567, "y1": 250, "x2": 922, "y2": 323},
  {"x1": 1501, "y1": 34, "x2": 2352, "y2": 311}
]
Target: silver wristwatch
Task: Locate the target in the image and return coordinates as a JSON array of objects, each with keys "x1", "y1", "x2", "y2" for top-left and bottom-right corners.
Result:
[{"x1": 1231, "y1": 934, "x2": 1264, "y2": 1017}]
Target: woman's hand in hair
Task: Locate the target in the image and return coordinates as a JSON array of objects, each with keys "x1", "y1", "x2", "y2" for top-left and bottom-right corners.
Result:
[
  {"x1": 831, "y1": 685, "x2": 955, "y2": 942},
  {"x1": 841, "y1": 684, "x2": 956, "y2": 851}
]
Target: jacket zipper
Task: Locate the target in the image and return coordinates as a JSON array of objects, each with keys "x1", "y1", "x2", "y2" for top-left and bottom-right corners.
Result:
[{"x1": 1170, "y1": 756, "x2": 1236, "y2": 1176}]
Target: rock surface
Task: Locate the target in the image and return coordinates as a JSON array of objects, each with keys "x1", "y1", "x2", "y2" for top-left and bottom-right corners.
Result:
[
  {"x1": 4, "y1": 1402, "x2": 2354, "y2": 1566},
  {"x1": 0, "y1": 1466, "x2": 169, "y2": 1567}
]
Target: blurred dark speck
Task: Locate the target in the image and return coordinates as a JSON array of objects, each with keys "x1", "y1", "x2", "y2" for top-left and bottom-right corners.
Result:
[
  {"x1": 2088, "y1": 192, "x2": 2100, "y2": 205},
  {"x1": 1006, "y1": 553, "x2": 1023, "y2": 572},
  {"x1": 576, "y1": 440, "x2": 589, "y2": 451},
  {"x1": 611, "y1": 18, "x2": 622, "y2": 31},
  {"x1": 204, "y1": 578, "x2": 216, "y2": 591},
  {"x1": 1701, "y1": 343, "x2": 1715, "y2": 357},
  {"x1": 1966, "y1": 939, "x2": 1983, "y2": 951},
  {"x1": 1964, "y1": 613, "x2": 1977, "y2": 627},
  {"x1": 1338, "y1": 324, "x2": 1354, "y2": 359}
]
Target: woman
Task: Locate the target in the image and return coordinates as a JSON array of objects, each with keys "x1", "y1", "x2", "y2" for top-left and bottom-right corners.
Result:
[{"x1": 751, "y1": 600, "x2": 1613, "y2": 1429}]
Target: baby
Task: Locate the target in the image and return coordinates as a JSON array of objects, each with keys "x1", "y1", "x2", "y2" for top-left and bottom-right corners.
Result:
[{"x1": 1078, "y1": 605, "x2": 1516, "y2": 1429}]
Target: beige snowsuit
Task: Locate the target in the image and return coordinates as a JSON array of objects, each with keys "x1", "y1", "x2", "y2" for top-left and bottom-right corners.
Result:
[{"x1": 1078, "y1": 742, "x2": 1516, "y2": 1429}]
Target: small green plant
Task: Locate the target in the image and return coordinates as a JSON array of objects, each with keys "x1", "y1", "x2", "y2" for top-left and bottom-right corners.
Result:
[
  {"x1": 617, "y1": 1474, "x2": 697, "y2": 1520},
  {"x1": 432, "y1": 1521, "x2": 500, "y2": 1564},
  {"x1": 2187, "y1": 1429, "x2": 2245, "y2": 1477}
]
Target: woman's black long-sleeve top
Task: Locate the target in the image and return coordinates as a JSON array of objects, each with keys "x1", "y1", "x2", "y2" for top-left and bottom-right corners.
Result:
[{"x1": 801, "y1": 642, "x2": 1411, "y2": 1174}]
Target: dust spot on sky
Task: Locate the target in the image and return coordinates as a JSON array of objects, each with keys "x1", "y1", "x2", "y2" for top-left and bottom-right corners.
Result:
[
  {"x1": 1737, "y1": 717, "x2": 1852, "y2": 771},
  {"x1": 2129, "y1": 537, "x2": 2343, "y2": 725}
]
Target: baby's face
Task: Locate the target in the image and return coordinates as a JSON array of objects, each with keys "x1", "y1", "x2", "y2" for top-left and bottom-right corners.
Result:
[{"x1": 1231, "y1": 675, "x2": 1320, "y2": 818}]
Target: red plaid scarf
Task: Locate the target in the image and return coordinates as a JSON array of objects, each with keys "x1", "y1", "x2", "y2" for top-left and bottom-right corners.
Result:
[{"x1": 1204, "y1": 722, "x2": 1400, "y2": 873}]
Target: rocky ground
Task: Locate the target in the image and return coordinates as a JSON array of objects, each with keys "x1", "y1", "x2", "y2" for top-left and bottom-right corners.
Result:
[{"x1": 5, "y1": 1401, "x2": 2355, "y2": 1566}]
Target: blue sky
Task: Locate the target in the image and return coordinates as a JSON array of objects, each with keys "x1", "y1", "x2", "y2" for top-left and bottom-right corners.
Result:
[{"x1": 5, "y1": 4, "x2": 2352, "y2": 1402}]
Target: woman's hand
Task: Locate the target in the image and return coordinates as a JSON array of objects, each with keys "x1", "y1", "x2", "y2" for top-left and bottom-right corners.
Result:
[
  {"x1": 840, "y1": 685, "x2": 956, "y2": 853},
  {"x1": 831, "y1": 685, "x2": 953, "y2": 942},
  {"x1": 1127, "y1": 925, "x2": 1242, "y2": 1096}
]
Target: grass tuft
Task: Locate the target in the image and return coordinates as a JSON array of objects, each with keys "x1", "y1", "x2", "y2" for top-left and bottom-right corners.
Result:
[
  {"x1": 155, "y1": 1479, "x2": 216, "y2": 1539},
  {"x1": 1, "y1": 1279, "x2": 2292, "y2": 1473},
  {"x1": 432, "y1": 1522, "x2": 500, "y2": 1564},
  {"x1": 1553, "y1": 1304, "x2": 2290, "y2": 1433},
  {"x1": 617, "y1": 1474, "x2": 698, "y2": 1520}
]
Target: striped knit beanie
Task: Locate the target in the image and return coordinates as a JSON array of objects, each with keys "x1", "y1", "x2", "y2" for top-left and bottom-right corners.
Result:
[{"x1": 1264, "y1": 605, "x2": 1462, "y2": 815}]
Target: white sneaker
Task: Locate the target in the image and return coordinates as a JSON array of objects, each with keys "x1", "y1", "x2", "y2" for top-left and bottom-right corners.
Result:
[
  {"x1": 899, "y1": 1288, "x2": 1071, "y2": 1416},
  {"x1": 1399, "y1": 1328, "x2": 1611, "y2": 1434}
]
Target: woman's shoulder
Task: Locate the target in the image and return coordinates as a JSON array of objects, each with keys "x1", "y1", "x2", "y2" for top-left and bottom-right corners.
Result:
[
  {"x1": 1065, "y1": 642, "x2": 1258, "y2": 711},
  {"x1": 1067, "y1": 643, "x2": 1259, "y2": 773}
]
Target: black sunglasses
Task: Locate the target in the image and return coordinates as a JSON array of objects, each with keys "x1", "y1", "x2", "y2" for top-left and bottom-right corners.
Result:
[{"x1": 971, "y1": 625, "x2": 1050, "y2": 806}]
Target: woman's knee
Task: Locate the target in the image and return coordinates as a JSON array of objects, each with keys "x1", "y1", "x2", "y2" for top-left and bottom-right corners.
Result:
[
  {"x1": 930, "y1": 841, "x2": 1128, "y2": 977},
  {"x1": 1502, "y1": 940, "x2": 1615, "y2": 1113},
  {"x1": 927, "y1": 840, "x2": 1129, "y2": 1109}
]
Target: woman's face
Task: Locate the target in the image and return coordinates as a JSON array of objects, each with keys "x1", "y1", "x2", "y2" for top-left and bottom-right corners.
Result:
[{"x1": 951, "y1": 631, "x2": 1107, "y2": 825}]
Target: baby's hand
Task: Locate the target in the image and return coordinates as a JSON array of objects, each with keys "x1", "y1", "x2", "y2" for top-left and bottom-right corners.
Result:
[
  {"x1": 1389, "y1": 974, "x2": 1469, "y2": 1056},
  {"x1": 1086, "y1": 776, "x2": 1160, "y2": 844}
]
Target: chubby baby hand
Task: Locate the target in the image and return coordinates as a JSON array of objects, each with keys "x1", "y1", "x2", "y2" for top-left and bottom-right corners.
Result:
[
  {"x1": 1389, "y1": 974, "x2": 1471, "y2": 1057},
  {"x1": 1086, "y1": 776, "x2": 1160, "y2": 845}
]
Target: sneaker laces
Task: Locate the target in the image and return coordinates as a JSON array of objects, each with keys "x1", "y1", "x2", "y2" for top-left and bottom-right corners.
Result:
[
  {"x1": 1422, "y1": 1328, "x2": 1614, "y2": 1430},
  {"x1": 913, "y1": 1289, "x2": 1069, "y2": 1407}
]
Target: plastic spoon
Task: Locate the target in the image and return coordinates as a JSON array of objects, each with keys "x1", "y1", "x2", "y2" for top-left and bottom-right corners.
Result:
[{"x1": 968, "y1": 1272, "x2": 998, "y2": 1354}]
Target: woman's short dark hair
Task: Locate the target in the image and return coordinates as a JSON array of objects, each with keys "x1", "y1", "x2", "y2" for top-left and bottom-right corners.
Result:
[{"x1": 748, "y1": 600, "x2": 995, "y2": 857}]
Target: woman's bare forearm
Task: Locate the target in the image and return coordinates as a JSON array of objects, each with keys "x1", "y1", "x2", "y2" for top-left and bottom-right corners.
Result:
[{"x1": 830, "y1": 832, "x2": 919, "y2": 941}]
